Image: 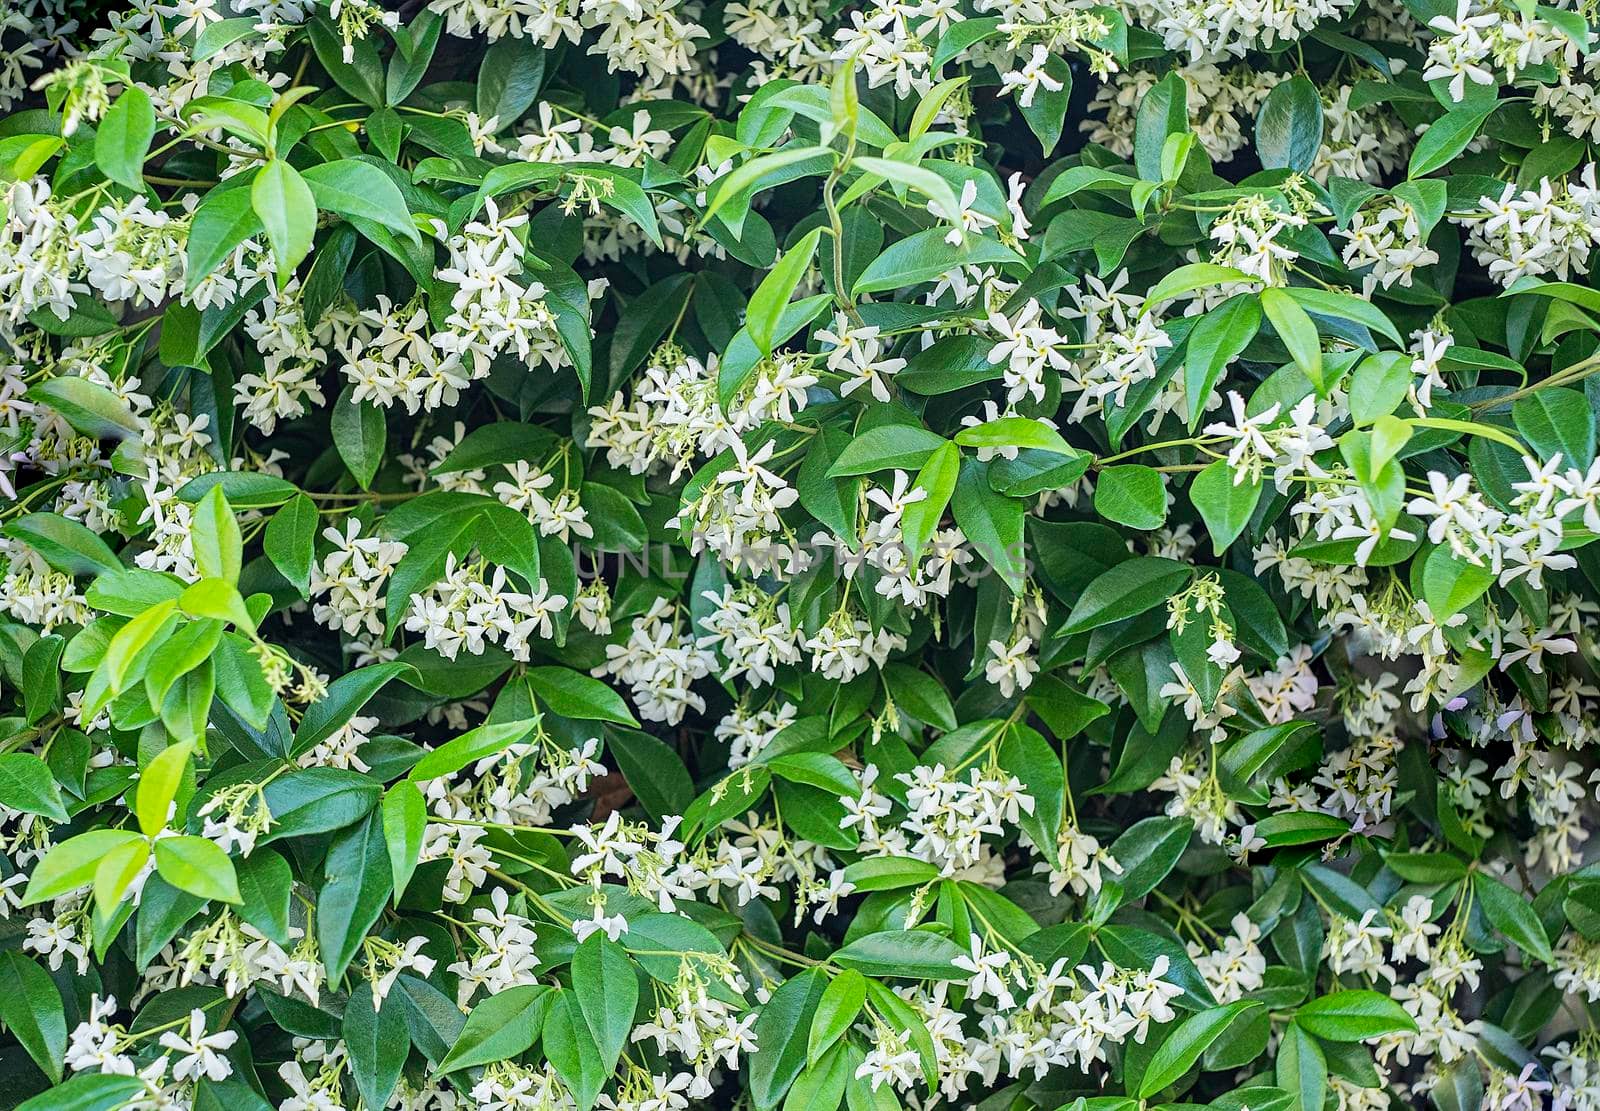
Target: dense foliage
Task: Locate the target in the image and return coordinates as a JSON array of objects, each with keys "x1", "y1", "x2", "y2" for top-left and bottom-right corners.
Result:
[{"x1": 3, "y1": 0, "x2": 1600, "y2": 1107}]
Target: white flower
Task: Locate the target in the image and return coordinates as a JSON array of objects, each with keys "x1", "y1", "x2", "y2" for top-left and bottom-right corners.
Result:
[
  {"x1": 157, "y1": 1010, "x2": 238, "y2": 1083},
  {"x1": 930, "y1": 179, "x2": 999, "y2": 246},
  {"x1": 1000, "y1": 46, "x2": 1064, "y2": 108}
]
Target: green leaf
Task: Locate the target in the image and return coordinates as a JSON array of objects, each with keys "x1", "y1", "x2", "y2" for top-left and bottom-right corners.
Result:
[
  {"x1": 1095, "y1": 463, "x2": 1168, "y2": 530},
  {"x1": 408, "y1": 720, "x2": 538, "y2": 783},
  {"x1": 1134, "y1": 70, "x2": 1187, "y2": 182},
  {"x1": 1110, "y1": 815, "x2": 1193, "y2": 900},
  {"x1": 606, "y1": 728, "x2": 694, "y2": 822},
  {"x1": 1348, "y1": 352, "x2": 1412, "y2": 425},
  {"x1": 252, "y1": 159, "x2": 317, "y2": 280},
  {"x1": 265, "y1": 494, "x2": 317, "y2": 596},
  {"x1": 381, "y1": 781, "x2": 426, "y2": 903},
  {"x1": 932, "y1": 17, "x2": 1003, "y2": 67},
  {"x1": 1261, "y1": 286, "x2": 1324, "y2": 393},
  {"x1": 751, "y1": 968, "x2": 828, "y2": 1109},
  {"x1": 853, "y1": 227, "x2": 1022, "y2": 295},
  {"x1": 1473, "y1": 872, "x2": 1554, "y2": 965},
  {"x1": 1409, "y1": 103, "x2": 1498, "y2": 178},
  {"x1": 544, "y1": 990, "x2": 608, "y2": 1111},
  {"x1": 881, "y1": 664, "x2": 957, "y2": 731},
  {"x1": 1296, "y1": 990, "x2": 1418, "y2": 1041},
  {"x1": 828, "y1": 425, "x2": 948, "y2": 477},
  {"x1": 24, "y1": 829, "x2": 145, "y2": 905},
  {"x1": 1255, "y1": 810, "x2": 1348, "y2": 847},
  {"x1": 841, "y1": 856, "x2": 942, "y2": 891},
  {"x1": 832, "y1": 930, "x2": 966, "y2": 978},
  {"x1": 951, "y1": 459, "x2": 1026, "y2": 594},
  {"x1": 718, "y1": 295, "x2": 830, "y2": 404},
  {"x1": 26, "y1": 376, "x2": 142, "y2": 441},
  {"x1": 186, "y1": 185, "x2": 264, "y2": 293},
  {"x1": 1301, "y1": 863, "x2": 1382, "y2": 919},
  {"x1": 136, "y1": 741, "x2": 195, "y2": 837},
  {"x1": 93, "y1": 836, "x2": 148, "y2": 918},
  {"x1": 785, "y1": 1041, "x2": 853, "y2": 1111},
  {"x1": 301, "y1": 159, "x2": 422, "y2": 246},
  {"x1": 1277, "y1": 1021, "x2": 1328, "y2": 1111},
  {"x1": 179, "y1": 578, "x2": 255, "y2": 628},
  {"x1": 192, "y1": 486, "x2": 242, "y2": 583},
  {"x1": 1028, "y1": 675, "x2": 1111, "y2": 741},
  {"x1": 1061, "y1": 556, "x2": 1191, "y2": 635},
  {"x1": 476, "y1": 504, "x2": 543, "y2": 588},
  {"x1": 769, "y1": 753, "x2": 861, "y2": 797},
  {"x1": 1503, "y1": 277, "x2": 1600, "y2": 315},
  {"x1": 1190, "y1": 460, "x2": 1263, "y2": 555},
  {"x1": 1255, "y1": 76, "x2": 1323, "y2": 172},
  {"x1": 1185, "y1": 294, "x2": 1261, "y2": 429},
  {"x1": 318, "y1": 811, "x2": 393, "y2": 980},
  {"x1": 998, "y1": 722, "x2": 1064, "y2": 858},
  {"x1": 900, "y1": 441, "x2": 959, "y2": 561},
  {"x1": 17, "y1": 1073, "x2": 142, "y2": 1111},
  {"x1": 437, "y1": 984, "x2": 550, "y2": 1073},
  {"x1": 3, "y1": 512, "x2": 121, "y2": 577},
  {"x1": 1140, "y1": 1001, "x2": 1258, "y2": 1097},
  {"x1": 808, "y1": 968, "x2": 867, "y2": 1065},
  {"x1": 954, "y1": 417, "x2": 1081, "y2": 458},
  {"x1": 1146, "y1": 263, "x2": 1253, "y2": 306},
  {"x1": 154, "y1": 835, "x2": 241, "y2": 903},
  {"x1": 526, "y1": 666, "x2": 638, "y2": 724},
  {"x1": 162, "y1": 647, "x2": 226, "y2": 734},
  {"x1": 1286, "y1": 287, "x2": 1404, "y2": 346},
  {"x1": 1420, "y1": 544, "x2": 1495, "y2": 619},
  {"x1": 1, "y1": 135, "x2": 63, "y2": 185},
  {"x1": 22, "y1": 635, "x2": 63, "y2": 724},
  {"x1": 344, "y1": 981, "x2": 410, "y2": 1111},
  {"x1": 0, "y1": 952, "x2": 66, "y2": 1083},
  {"x1": 263, "y1": 767, "x2": 382, "y2": 841},
  {"x1": 1432, "y1": 1057, "x2": 1485, "y2": 1111},
  {"x1": 1513, "y1": 387, "x2": 1595, "y2": 466},
  {"x1": 177, "y1": 471, "x2": 299, "y2": 508},
  {"x1": 749, "y1": 227, "x2": 823, "y2": 357},
  {"x1": 94, "y1": 599, "x2": 176, "y2": 708},
  {"x1": 293, "y1": 662, "x2": 413, "y2": 754},
  {"x1": 477, "y1": 37, "x2": 546, "y2": 124},
  {"x1": 236, "y1": 849, "x2": 293, "y2": 947},
  {"x1": 897, "y1": 334, "x2": 1002, "y2": 395},
  {"x1": 1383, "y1": 851, "x2": 1468, "y2": 884},
  {"x1": 194, "y1": 17, "x2": 260, "y2": 60},
  {"x1": 382, "y1": 508, "x2": 484, "y2": 637},
  {"x1": 1018, "y1": 53, "x2": 1074, "y2": 155},
  {"x1": 94, "y1": 86, "x2": 155, "y2": 190},
  {"x1": 0, "y1": 753, "x2": 69, "y2": 822},
  {"x1": 700, "y1": 145, "x2": 833, "y2": 228},
  {"x1": 798, "y1": 426, "x2": 859, "y2": 537},
  {"x1": 572, "y1": 934, "x2": 639, "y2": 1078},
  {"x1": 332, "y1": 387, "x2": 386, "y2": 489}
]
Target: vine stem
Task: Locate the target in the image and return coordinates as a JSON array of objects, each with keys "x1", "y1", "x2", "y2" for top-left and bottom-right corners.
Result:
[{"x1": 1471, "y1": 350, "x2": 1600, "y2": 411}]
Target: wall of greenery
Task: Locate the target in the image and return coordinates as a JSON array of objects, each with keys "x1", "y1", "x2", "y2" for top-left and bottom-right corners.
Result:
[{"x1": 0, "y1": 0, "x2": 1595, "y2": 1107}]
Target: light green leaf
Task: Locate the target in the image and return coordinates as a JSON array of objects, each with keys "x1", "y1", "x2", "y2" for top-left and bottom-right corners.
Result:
[
  {"x1": 381, "y1": 781, "x2": 426, "y2": 904},
  {"x1": 1261, "y1": 286, "x2": 1324, "y2": 394},
  {"x1": 251, "y1": 159, "x2": 317, "y2": 281},
  {"x1": 94, "y1": 86, "x2": 155, "y2": 190},
  {"x1": 1295, "y1": 990, "x2": 1418, "y2": 1041},
  {"x1": 192, "y1": 486, "x2": 242, "y2": 584},
  {"x1": 154, "y1": 835, "x2": 241, "y2": 904},
  {"x1": 748, "y1": 227, "x2": 823, "y2": 358}
]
